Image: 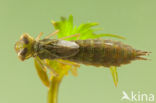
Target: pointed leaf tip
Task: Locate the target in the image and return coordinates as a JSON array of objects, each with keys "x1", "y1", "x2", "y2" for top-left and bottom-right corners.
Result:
[{"x1": 110, "y1": 66, "x2": 118, "y2": 87}]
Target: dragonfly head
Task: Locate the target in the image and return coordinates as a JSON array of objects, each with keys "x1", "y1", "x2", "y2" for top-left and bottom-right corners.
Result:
[{"x1": 14, "y1": 34, "x2": 35, "y2": 61}]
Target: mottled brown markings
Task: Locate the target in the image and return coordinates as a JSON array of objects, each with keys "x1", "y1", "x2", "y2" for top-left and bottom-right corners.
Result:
[
  {"x1": 81, "y1": 40, "x2": 85, "y2": 63},
  {"x1": 86, "y1": 40, "x2": 94, "y2": 62},
  {"x1": 34, "y1": 38, "x2": 149, "y2": 67},
  {"x1": 90, "y1": 40, "x2": 94, "y2": 55},
  {"x1": 66, "y1": 39, "x2": 149, "y2": 67},
  {"x1": 93, "y1": 39, "x2": 104, "y2": 64},
  {"x1": 73, "y1": 40, "x2": 83, "y2": 62}
]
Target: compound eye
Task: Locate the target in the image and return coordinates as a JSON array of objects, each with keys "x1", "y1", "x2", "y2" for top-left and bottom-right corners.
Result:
[
  {"x1": 18, "y1": 48, "x2": 28, "y2": 61},
  {"x1": 22, "y1": 36, "x2": 29, "y2": 44},
  {"x1": 20, "y1": 48, "x2": 28, "y2": 56}
]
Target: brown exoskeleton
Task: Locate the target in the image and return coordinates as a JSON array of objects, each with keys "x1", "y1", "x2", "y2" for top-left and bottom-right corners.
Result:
[{"x1": 14, "y1": 30, "x2": 150, "y2": 87}]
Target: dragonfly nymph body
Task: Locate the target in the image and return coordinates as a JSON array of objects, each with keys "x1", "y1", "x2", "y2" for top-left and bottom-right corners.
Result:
[
  {"x1": 14, "y1": 31, "x2": 150, "y2": 87},
  {"x1": 15, "y1": 33, "x2": 149, "y2": 67}
]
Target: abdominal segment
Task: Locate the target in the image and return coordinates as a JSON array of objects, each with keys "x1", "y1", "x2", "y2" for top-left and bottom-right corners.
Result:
[{"x1": 66, "y1": 39, "x2": 149, "y2": 67}]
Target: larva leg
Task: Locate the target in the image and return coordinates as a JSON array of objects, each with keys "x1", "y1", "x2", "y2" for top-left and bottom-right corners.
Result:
[
  {"x1": 60, "y1": 33, "x2": 80, "y2": 40},
  {"x1": 34, "y1": 57, "x2": 50, "y2": 87},
  {"x1": 36, "y1": 32, "x2": 43, "y2": 41},
  {"x1": 44, "y1": 30, "x2": 59, "y2": 39},
  {"x1": 42, "y1": 60, "x2": 59, "y2": 77},
  {"x1": 56, "y1": 59, "x2": 80, "y2": 68},
  {"x1": 56, "y1": 59, "x2": 80, "y2": 76},
  {"x1": 70, "y1": 67, "x2": 78, "y2": 76},
  {"x1": 110, "y1": 66, "x2": 118, "y2": 87}
]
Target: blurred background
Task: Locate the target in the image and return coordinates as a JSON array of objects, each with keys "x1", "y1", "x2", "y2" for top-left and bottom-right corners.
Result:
[{"x1": 0, "y1": 0, "x2": 156, "y2": 103}]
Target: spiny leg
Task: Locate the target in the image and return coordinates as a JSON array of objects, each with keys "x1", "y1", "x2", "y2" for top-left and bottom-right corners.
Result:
[
  {"x1": 34, "y1": 57, "x2": 50, "y2": 87},
  {"x1": 56, "y1": 59, "x2": 80, "y2": 68},
  {"x1": 60, "y1": 33, "x2": 80, "y2": 40},
  {"x1": 56, "y1": 59, "x2": 80, "y2": 76},
  {"x1": 45, "y1": 30, "x2": 59, "y2": 39},
  {"x1": 36, "y1": 32, "x2": 43, "y2": 41},
  {"x1": 35, "y1": 57, "x2": 47, "y2": 72},
  {"x1": 42, "y1": 60, "x2": 59, "y2": 77},
  {"x1": 70, "y1": 67, "x2": 78, "y2": 76}
]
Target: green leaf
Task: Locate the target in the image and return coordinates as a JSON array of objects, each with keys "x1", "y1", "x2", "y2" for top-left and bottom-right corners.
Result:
[{"x1": 52, "y1": 15, "x2": 125, "y2": 40}]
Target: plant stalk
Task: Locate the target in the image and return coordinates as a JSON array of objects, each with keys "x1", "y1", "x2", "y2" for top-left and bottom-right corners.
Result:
[{"x1": 48, "y1": 76, "x2": 63, "y2": 103}]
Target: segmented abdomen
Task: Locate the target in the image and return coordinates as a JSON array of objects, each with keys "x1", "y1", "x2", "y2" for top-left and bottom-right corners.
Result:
[{"x1": 67, "y1": 39, "x2": 148, "y2": 67}]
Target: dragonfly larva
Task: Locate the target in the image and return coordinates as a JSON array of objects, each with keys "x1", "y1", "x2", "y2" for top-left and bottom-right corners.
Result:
[{"x1": 15, "y1": 32, "x2": 150, "y2": 67}]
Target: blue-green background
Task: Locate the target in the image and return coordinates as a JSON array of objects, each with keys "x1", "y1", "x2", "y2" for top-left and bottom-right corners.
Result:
[{"x1": 0, "y1": 0, "x2": 155, "y2": 103}]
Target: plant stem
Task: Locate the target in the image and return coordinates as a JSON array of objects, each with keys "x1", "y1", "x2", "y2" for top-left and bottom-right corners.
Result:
[{"x1": 48, "y1": 76, "x2": 63, "y2": 103}]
